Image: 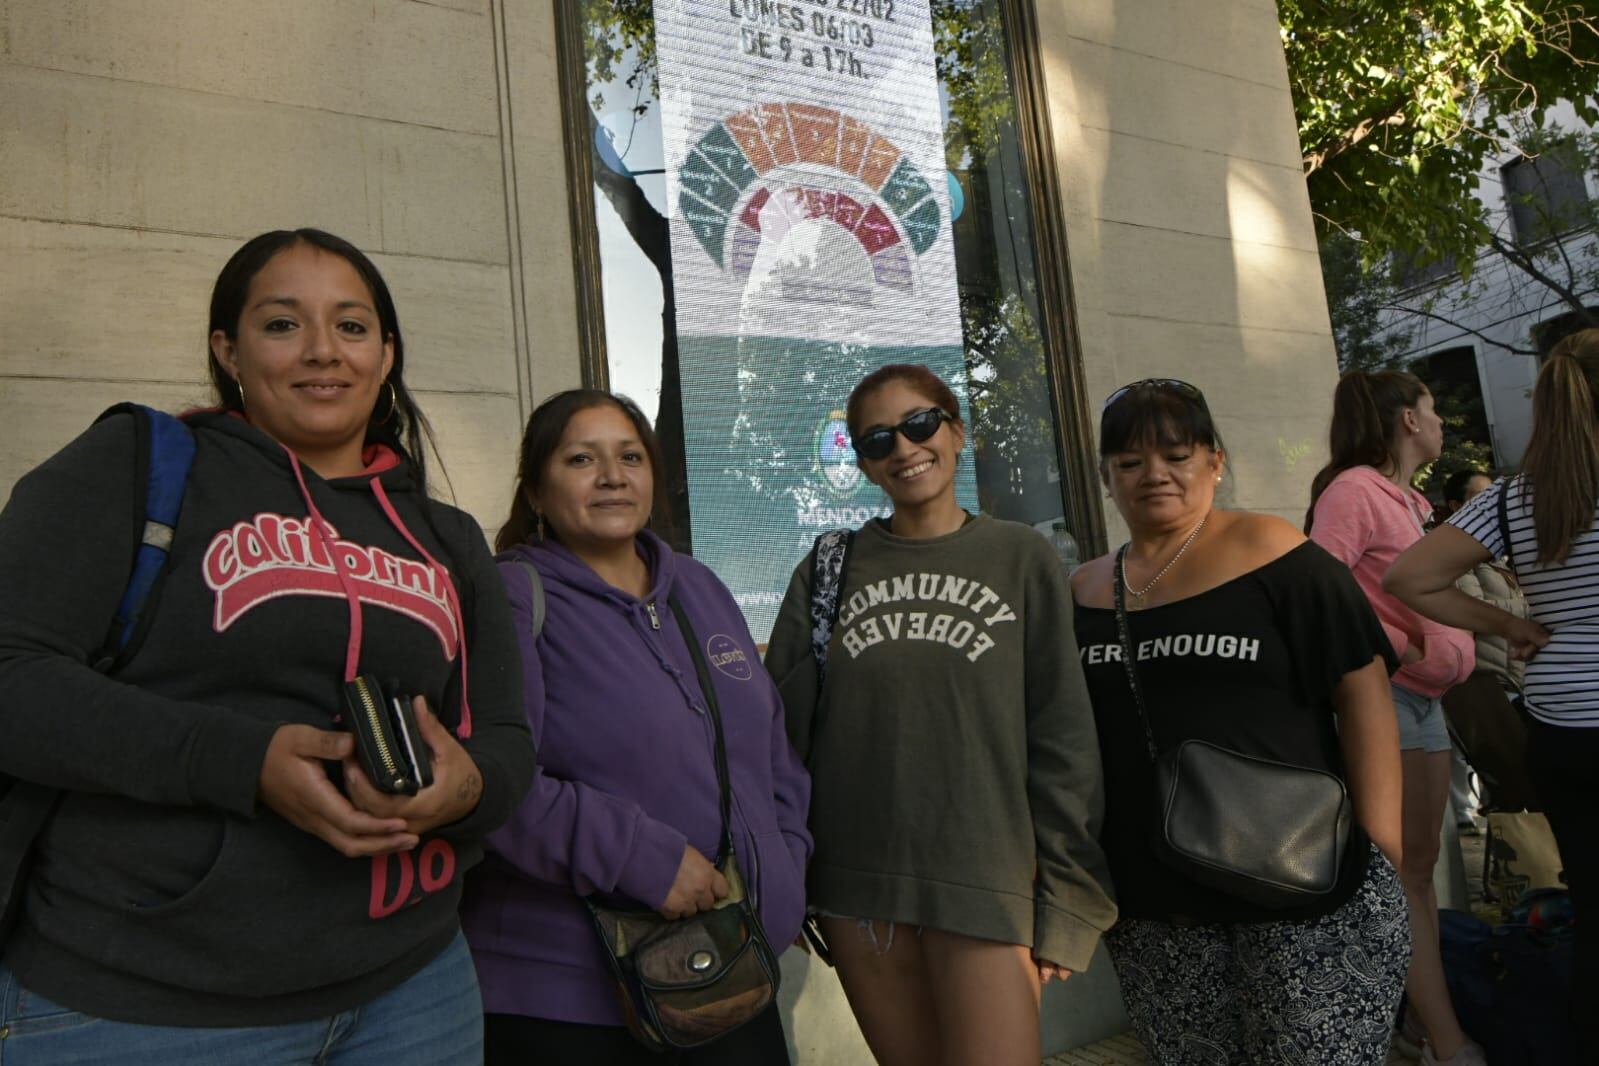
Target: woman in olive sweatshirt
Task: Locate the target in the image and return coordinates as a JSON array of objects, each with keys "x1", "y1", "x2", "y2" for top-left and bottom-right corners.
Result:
[{"x1": 765, "y1": 364, "x2": 1115, "y2": 1066}]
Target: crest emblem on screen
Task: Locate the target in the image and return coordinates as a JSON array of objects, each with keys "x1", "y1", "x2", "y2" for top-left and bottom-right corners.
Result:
[{"x1": 817, "y1": 410, "x2": 863, "y2": 497}]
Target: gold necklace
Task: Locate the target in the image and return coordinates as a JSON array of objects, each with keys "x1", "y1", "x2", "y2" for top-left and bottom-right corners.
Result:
[{"x1": 1123, "y1": 512, "x2": 1210, "y2": 604}]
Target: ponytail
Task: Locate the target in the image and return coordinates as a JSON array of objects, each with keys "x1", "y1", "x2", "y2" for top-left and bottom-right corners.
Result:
[
  {"x1": 1305, "y1": 369, "x2": 1429, "y2": 530},
  {"x1": 1522, "y1": 331, "x2": 1599, "y2": 564},
  {"x1": 495, "y1": 489, "x2": 542, "y2": 554}
]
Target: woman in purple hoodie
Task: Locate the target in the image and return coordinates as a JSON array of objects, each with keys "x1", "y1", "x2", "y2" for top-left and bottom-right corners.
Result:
[{"x1": 460, "y1": 389, "x2": 812, "y2": 1065}]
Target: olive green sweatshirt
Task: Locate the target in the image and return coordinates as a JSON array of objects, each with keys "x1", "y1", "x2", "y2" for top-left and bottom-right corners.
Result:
[{"x1": 764, "y1": 515, "x2": 1115, "y2": 970}]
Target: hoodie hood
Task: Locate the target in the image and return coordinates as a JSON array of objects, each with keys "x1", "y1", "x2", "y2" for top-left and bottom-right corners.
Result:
[
  {"x1": 502, "y1": 529, "x2": 678, "y2": 611},
  {"x1": 185, "y1": 408, "x2": 415, "y2": 492}
]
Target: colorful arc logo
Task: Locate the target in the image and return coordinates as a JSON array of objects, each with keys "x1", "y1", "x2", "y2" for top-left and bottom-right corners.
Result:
[{"x1": 677, "y1": 102, "x2": 941, "y2": 290}]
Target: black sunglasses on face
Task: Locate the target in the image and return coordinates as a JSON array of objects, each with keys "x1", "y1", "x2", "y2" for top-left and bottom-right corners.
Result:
[
  {"x1": 852, "y1": 407, "x2": 953, "y2": 461},
  {"x1": 1102, "y1": 378, "x2": 1207, "y2": 410}
]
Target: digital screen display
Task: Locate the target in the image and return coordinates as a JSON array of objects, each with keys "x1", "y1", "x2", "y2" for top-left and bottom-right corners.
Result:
[{"x1": 654, "y1": 0, "x2": 978, "y2": 640}]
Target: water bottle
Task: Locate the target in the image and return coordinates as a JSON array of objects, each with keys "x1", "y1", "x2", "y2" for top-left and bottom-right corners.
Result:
[{"x1": 1048, "y1": 521, "x2": 1079, "y2": 569}]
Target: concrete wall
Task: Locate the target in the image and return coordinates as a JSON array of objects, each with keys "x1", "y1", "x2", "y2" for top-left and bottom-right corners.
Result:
[
  {"x1": 0, "y1": 0, "x2": 1340, "y2": 1059},
  {"x1": 0, "y1": 0, "x2": 582, "y2": 527},
  {"x1": 1036, "y1": 0, "x2": 1340, "y2": 537}
]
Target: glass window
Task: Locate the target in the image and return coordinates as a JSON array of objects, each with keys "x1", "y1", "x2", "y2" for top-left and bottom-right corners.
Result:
[
  {"x1": 569, "y1": 0, "x2": 1083, "y2": 637},
  {"x1": 1503, "y1": 140, "x2": 1591, "y2": 246}
]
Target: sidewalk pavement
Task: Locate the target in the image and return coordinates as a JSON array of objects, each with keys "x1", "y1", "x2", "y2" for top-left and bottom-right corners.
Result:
[{"x1": 1052, "y1": 1035, "x2": 1413, "y2": 1065}]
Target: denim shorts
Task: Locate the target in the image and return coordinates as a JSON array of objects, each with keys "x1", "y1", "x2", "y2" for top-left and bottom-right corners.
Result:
[{"x1": 1392, "y1": 683, "x2": 1452, "y2": 753}]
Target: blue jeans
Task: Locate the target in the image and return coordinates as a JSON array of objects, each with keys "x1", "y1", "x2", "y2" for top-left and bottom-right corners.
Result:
[{"x1": 0, "y1": 933, "x2": 482, "y2": 1065}]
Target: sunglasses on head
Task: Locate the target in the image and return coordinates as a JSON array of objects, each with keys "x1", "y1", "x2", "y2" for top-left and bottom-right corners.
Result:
[
  {"x1": 851, "y1": 407, "x2": 953, "y2": 461},
  {"x1": 1102, "y1": 378, "x2": 1207, "y2": 411}
]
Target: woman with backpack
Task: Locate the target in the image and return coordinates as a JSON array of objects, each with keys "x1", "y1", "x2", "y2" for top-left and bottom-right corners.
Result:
[
  {"x1": 1387, "y1": 331, "x2": 1599, "y2": 1051},
  {"x1": 764, "y1": 364, "x2": 1115, "y2": 1066},
  {"x1": 1306, "y1": 369, "x2": 1480, "y2": 1065},
  {"x1": 0, "y1": 229, "x2": 536, "y2": 1063},
  {"x1": 459, "y1": 389, "x2": 810, "y2": 1065}
]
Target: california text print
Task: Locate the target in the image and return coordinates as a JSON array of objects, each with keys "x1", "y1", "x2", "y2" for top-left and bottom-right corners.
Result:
[{"x1": 836, "y1": 571, "x2": 1018, "y2": 663}]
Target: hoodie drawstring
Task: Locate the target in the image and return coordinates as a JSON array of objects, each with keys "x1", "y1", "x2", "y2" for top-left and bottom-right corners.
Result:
[
  {"x1": 283, "y1": 449, "x2": 473, "y2": 740},
  {"x1": 370, "y1": 478, "x2": 472, "y2": 739},
  {"x1": 286, "y1": 451, "x2": 365, "y2": 685}
]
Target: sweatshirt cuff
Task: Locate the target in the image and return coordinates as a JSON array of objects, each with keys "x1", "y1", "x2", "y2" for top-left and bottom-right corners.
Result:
[
  {"x1": 188, "y1": 713, "x2": 283, "y2": 816},
  {"x1": 616, "y1": 816, "x2": 688, "y2": 910},
  {"x1": 1034, "y1": 902, "x2": 1110, "y2": 974}
]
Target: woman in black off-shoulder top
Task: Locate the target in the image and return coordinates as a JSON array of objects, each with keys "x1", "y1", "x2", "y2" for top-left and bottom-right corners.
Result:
[{"x1": 1069, "y1": 379, "x2": 1410, "y2": 1066}]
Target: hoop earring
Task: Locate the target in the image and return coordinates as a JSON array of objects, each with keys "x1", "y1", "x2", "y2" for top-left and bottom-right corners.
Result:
[
  {"x1": 236, "y1": 377, "x2": 246, "y2": 408},
  {"x1": 374, "y1": 379, "x2": 399, "y2": 426}
]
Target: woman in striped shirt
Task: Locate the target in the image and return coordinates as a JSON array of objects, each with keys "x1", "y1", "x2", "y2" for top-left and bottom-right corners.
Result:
[{"x1": 1387, "y1": 331, "x2": 1598, "y2": 1051}]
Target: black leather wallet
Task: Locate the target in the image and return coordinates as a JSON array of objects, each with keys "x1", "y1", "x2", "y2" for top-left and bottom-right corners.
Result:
[{"x1": 341, "y1": 675, "x2": 434, "y2": 795}]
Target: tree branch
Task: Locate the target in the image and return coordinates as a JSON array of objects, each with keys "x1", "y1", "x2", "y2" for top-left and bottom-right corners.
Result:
[
  {"x1": 1487, "y1": 231, "x2": 1595, "y2": 318},
  {"x1": 1377, "y1": 303, "x2": 1542, "y2": 356},
  {"x1": 1303, "y1": 105, "x2": 1410, "y2": 175}
]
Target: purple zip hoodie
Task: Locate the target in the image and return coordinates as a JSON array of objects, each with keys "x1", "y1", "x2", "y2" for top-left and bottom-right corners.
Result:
[{"x1": 459, "y1": 531, "x2": 812, "y2": 1025}]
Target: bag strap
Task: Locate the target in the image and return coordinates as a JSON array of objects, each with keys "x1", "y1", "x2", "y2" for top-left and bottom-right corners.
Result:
[
  {"x1": 1496, "y1": 476, "x2": 1516, "y2": 571},
  {"x1": 93, "y1": 403, "x2": 196, "y2": 668},
  {"x1": 807, "y1": 529, "x2": 854, "y2": 694},
  {"x1": 4, "y1": 405, "x2": 193, "y2": 941},
  {"x1": 1112, "y1": 546, "x2": 1163, "y2": 763},
  {"x1": 512, "y1": 559, "x2": 546, "y2": 639},
  {"x1": 667, "y1": 596, "x2": 736, "y2": 864}
]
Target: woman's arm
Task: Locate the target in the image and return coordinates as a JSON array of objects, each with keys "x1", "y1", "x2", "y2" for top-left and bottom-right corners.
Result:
[
  {"x1": 1025, "y1": 544, "x2": 1117, "y2": 975},
  {"x1": 763, "y1": 560, "x2": 819, "y2": 763},
  {"x1": 480, "y1": 563, "x2": 689, "y2": 910},
  {"x1": 1385, "y1": 525, "x2": 1549, "y2": 656},
  {"x1": 0, "y1": 415, "x2": 279, "y2": 815},
  {"x1": 1334, "y1": 656, "x2": 1404, "y2": 865}
]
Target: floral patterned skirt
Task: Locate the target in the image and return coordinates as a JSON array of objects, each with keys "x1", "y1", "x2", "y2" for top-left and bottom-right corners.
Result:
[{"x1": 1105, "y1": 847, "x2": 1410, "y2": 1065}]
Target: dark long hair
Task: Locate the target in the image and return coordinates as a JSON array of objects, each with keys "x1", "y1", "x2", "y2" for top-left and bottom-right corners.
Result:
[
  {"x1": 1305, "y1": 369, "x2": 1428, "y2": 531},
  {"x1": 1523, "y1": 330, "x2": 1599, "y2": 564},
  {"x1": 206, "y1": 228, "x2": 443, "y2": 498},
  {"x1": 496, "y1": 389, "x2": 669, "y2": 553},
  {"x1": 1098, "y1": 381, "x2": 1224, "y2": 459}
]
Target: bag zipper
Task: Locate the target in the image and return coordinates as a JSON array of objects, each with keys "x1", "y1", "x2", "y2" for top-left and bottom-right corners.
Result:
[{"x1": 353, "y1": 676, "x2": 404, "y2": 788}]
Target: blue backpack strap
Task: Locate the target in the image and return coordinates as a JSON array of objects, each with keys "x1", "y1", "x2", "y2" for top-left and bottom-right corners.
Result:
[
  {"x1": 807, "y1": 528, "x2": 854, "y2": 692},
  {"x1": 92, "y1": 403, "x2": 196, "y2": 663}
]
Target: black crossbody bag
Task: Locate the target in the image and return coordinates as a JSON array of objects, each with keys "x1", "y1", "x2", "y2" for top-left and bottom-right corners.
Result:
[
  {"x1": 585, "y1": 595, "x2": 781, "y2": 1051},
  {"x1": 1112, "y1": 547, "x2": 1352, "y2": 909}
]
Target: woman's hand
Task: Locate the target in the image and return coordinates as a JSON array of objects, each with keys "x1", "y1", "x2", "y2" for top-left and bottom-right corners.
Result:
[
  {"x1": 257, "y1": 724, "x2": 419, "y2": 857},
  {"x1": 1504, "y1": 616, "x2": 1552, "y2": 661},
  {"x1": 343, "y1": 697, "x2": 485, "y2": 837},
  {"x1": 658, "y1": 844, "x2": 729, "y2": 919},
  {"x1": 1037, "y1": 959, "x2": 1072, "y2": 985}
]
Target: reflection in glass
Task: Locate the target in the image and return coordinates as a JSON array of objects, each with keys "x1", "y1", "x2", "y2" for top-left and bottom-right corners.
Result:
[{"x1": 576, "y1": 0, "x2": 1077, "y2": 562}]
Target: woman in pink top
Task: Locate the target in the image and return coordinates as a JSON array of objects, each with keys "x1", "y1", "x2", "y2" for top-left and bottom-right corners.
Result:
[{"x1": 1306, "y1": 370, "x2": 1478, "y2": 1066}]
